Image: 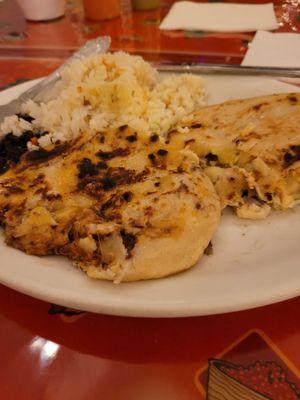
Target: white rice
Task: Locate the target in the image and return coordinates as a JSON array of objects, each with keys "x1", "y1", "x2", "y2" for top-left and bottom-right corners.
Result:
[{"x1": 0, "y1": 52, "x2": 206, "y2": 149}]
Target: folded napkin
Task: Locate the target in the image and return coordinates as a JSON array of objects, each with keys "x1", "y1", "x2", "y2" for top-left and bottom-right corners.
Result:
[
  {"x1": 242, "y1": 31, "x2": 300, "y2": 67},
  {"x1": 159, "y1": 1, "x2": 278, "y2": 32}
]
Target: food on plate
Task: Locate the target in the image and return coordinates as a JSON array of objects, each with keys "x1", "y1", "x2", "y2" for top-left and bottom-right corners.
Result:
[
  {"x1": 0, "y1": 126, "x2": 220, "y2": 282},
  {"x1": 0, "y1": 52, "x2": 219, "y2": 282},
  {"x1": 167, "y1": 93, "x2": 300, "y2": 219},
  {"x1": 0, "y1": 50, "x2": 299, "y2": 283},
  {"x1": 0, "y1": 52, "x2": 206, "y2": 155}
]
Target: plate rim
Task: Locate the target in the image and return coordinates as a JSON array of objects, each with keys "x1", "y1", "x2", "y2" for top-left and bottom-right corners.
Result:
[{"x1": 0, "y1": 78, "x2": 300, "y2": 318}]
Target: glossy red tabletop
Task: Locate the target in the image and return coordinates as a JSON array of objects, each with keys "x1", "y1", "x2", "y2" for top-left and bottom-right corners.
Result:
[{"x1": 0, "y1": 0, "x2": 300, "y2": 398}]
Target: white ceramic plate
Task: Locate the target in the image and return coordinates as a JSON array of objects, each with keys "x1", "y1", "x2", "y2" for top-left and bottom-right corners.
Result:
[{"x1": 0, "y1": 76, "x2": 299, "y2": 317}]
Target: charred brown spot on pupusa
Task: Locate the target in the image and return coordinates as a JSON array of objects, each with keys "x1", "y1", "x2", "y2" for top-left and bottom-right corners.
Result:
[
  {"x1": 283, "y1": 145, "x2": 300, "y2": 167},
  {"x1": 0, "y1": 160, "x2": 9, "y2": 175},
  {"x1": 46, "y1": 193, "x2": 62, "y2": 201},
  {"x1": 252, "y1": 103, "x2": 267, "y2": 111},
  {"x1": 148, "y1": 153, "x2": 156, "y2": 164},
  {"x1": 118, "y1": 125, "x2": 128, "y2": 132},
  {"x1": 122, "y1": 191, "x2": 133, "y2": 202},
  {"x1": 16, "y1": 113, "x2": 35, "y2": 123},
  {"x1": 284, "y1": 152, "x2": 293, "y2": 166},
  {"x1": 34, "y1": 186, "x2": 49, "y2": 197},
  {"x1": 291, "y1": 145, "x2": 300, "y2": 153},
  {"x1": 157, "y1": 149, "x2": 168, "y2": 156},
  {"x1": 96, "y1": 148, "x2": 129, "y2": 160},
  {"x1": 0, "y1": 204, "x2": 10, "y2": 225},
  {"x1": 1, "y1": 204, "x2": 10, "y2": 214},
  {"x1": 4, "y1": 185, "x2": 24, "y2": 194},
  {"x1": 101, "y1": 177, "x2": 117, "y2": 190},
  {"x1": 241, "y1": 188, "x2": 249, "y2": 197},
  {"x1": 288, "y1": 95, "x2": 298, "y2": 104},
  {"x1": 97, "y1": 161, "x2": 108, "y2": 170},
  {"x1": 150, "y1": 134, "x2": 159, "y2": 143},
  {"x1": 68, "y1": 228, "x2": 75, "y2": 242},
  {"x1": 166, "y1": 130, "x2": 177, "y2": 141},
  {"x1": 99, "y1": 261, "x2": 109, "y2": 270},
  {"x1": 26, "y1": 144, "x2": 68, "y2": 163},
  {"x1": 0, "y1": 130, "x2": 36, "y2": 174},
  {"x1": 99, "y1": 196, "x2": 116, "y2": 218},
  {"x1": 265, "y1": 192, "x2": 273, "y2": 201},
  {"x1": 126, "y1": 133, "x2": 137, "y2": 143},
  {"x1": 185, "y1": 139, "x2": 195, "y2": 146},
  {"x1": 205, "y1": 153, "x2": 218, "y2": 164},
  {"x1": 78, "y1": 158, "x2": 100, "y2": 179},
  {"x1": 98, "y1": 201, "x2": 122, "y2": 223},
  {"x1": 29, "y1": 173, "x2": 45, "y2": 187},
  {"x1": 190, "y1": 123, "x2": 202, "y2": 129},
  {"x1": 144, "y1": 206, "x2": 154, "y2": 217},
  {"x1": 83, "y1": 98, "x2": 91, "y2": 106},
  {"x1": 92, "y1": 234, "x2": 100, "y2": 242},
  {"x1": 177, "y1": 182, "x2": 189, "y2": 193},
  {"x1": 101, "y1": 169, "x2": 146, "y2": 191},
  {"x1": 120, "y1": 229, "x2": 137, "y2": 258},
  {"x1": 80, "y1": 167, "x2": 148, "y2": 195}
]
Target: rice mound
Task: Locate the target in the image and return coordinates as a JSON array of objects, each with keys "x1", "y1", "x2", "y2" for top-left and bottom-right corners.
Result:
[{"x1": 1, "y1": 52, "x2": 206, "y2": 149}]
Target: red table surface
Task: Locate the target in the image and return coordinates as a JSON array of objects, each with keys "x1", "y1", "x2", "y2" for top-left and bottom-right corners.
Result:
[{"x1": 0, "y1": 0, "x2": 300, "y2": 399}]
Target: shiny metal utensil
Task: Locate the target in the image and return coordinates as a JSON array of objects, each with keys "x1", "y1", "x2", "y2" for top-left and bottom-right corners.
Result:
[
  {"x1": 0, "y1": 36, "x2": 111, "y2": 125},
  {"x1": 155, "y1": 62, "x2": 300, "y2": 78}
]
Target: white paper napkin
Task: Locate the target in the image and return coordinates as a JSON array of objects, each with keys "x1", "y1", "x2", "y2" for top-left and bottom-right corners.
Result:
[
  {"x1": 242, "y1": 31, "x2": 300, "y2": 67},
  {"x1": 159, "y1": 1, "x2": 278, "y2": 32}
]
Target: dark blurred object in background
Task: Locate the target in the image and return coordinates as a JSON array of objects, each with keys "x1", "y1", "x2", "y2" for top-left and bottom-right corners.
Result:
[
  {"x1": 132, "y1": 0, "x2": 160, "y2": 10},
  {"x1": 83, "y1": 0, "x2": 121, "y2": 21}
]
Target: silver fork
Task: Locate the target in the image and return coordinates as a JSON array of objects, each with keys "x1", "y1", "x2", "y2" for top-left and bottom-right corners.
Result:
[{"x1": 0, "y1": 36, "x2": 111, "y2": 124}]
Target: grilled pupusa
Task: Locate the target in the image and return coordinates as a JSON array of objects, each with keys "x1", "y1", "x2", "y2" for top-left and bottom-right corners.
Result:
[
  {"x1": 166, "y1": 93, "x2": 300, "y2": 219},
  {"x1": 0, "y1": 126, "x2": 220, "y2": 282}
]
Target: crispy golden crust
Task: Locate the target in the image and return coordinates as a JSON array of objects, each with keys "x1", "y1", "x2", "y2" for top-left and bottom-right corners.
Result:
[{"x1": 0, "y1": 125, "x2": 220, "y2": 282}]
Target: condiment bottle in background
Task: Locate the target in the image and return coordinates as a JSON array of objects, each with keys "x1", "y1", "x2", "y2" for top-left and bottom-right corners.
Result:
[
  {"x1": 132, "y1": 0, "x2": 160, "y2": 10},
  {"x1": 83, "y1": 0, "x2": 121, "y2": 21}
]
